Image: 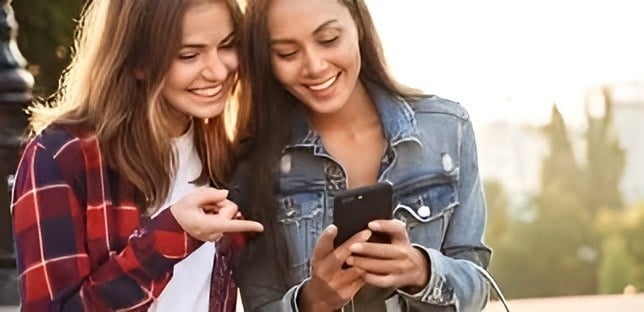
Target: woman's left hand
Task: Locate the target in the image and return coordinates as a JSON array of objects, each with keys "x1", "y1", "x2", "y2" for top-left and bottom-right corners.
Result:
[{"x1": 346, "y1": 219, "x2": 429, "y2": 290}]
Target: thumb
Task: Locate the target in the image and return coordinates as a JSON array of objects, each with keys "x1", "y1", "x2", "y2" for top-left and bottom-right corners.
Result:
[
  {"x1": 311, "y1": 225, "x2": 337, "y2": 262},
  {"x1": 215, "y1": 199, "x2": 239, "y2": 220},
  {"x1": 187, "y1": 187, "x2": 229, "y2": 206}
]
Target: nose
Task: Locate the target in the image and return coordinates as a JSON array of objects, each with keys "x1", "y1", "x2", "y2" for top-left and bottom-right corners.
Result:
[
  {"x1": 202, "y1": 51, "x2": 230, "y2": 81},
  {"x1": 302, "y1": 47, "x2": 328, "y2": 78}
]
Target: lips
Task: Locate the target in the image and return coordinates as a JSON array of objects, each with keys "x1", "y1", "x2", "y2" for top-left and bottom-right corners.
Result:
[
  {"x1": 189, "y1": 84, "x2": 223, "y2": 98},
  {"x1": 306, "y1": 73, "x2": 339, "y2": 91}
]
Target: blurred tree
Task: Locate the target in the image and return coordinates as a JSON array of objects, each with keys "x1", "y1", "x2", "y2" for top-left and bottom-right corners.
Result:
[
  {"x1": 583, "y1": 86, "x2": 627, "y2": 294},
  {"x1": 598, "y1": 235, "x2": 633, "y2": 294},
  {"x1": 483, "y1": 180, "x2": 510, "y2": 248},
  {"x1": 539, "y1": 105, "x2": 582, "y2": 194},
  {"x1": 583, "y1": 86, "x2": 625, "y2": 214},
  {"x1": 528, "y1": 105, "x2": 598, "y2": 296},
  {"x1": 624, "y1": 202, "x2": 644, "y2": 290},
  {"x1": 12, "y1": 0, "x2": 83, "y2": 97},
  {"x1": 483, "y1": 180, "x2": 512, "y2": 300},
  {"x1": 494, "y1": 105, "x2": 599, "y2": 298}
]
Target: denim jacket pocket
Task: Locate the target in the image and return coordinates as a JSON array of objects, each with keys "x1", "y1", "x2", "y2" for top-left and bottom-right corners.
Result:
[
  {"x1": 276, "y1": 192, "x2": 323, "y2": 280},
  {"x1": 393, "y1": 180, "x2": 458, "y2": 249}
]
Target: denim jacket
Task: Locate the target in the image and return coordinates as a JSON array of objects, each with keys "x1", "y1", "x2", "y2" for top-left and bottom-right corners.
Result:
[{"x1": 237, "y1": 84, "x2": 492, "y2": 312}]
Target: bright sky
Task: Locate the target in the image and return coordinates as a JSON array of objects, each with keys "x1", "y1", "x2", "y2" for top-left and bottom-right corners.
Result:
[{"x1": 366, "y1": 0, "x2": 644, "y2": 127}]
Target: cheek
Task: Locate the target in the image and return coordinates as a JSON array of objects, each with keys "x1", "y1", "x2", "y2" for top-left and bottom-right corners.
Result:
[
  {"x1": 346, "y1": 42, "x2": 361, "y2": 73},
  {"x1": 270, "y1": 57, "x2": 297, "y2": 86},
  {"x1": 220, "y1": 50, "x2": 240, "y2": 72},
  {"x1": 165, "y1": 64, "x2": 195, "y2": 89}
]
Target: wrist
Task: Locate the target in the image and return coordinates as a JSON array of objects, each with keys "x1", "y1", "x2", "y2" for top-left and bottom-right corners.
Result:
[
  {"x1": 401, "y1": 247, "x2": 430, "y2": 292},
  {"x1": 298, "y1": 281, "x2": 319, "y2": 312},
  {"x1": 299, "y1": 280, "x2": 334, "y2": 312}
]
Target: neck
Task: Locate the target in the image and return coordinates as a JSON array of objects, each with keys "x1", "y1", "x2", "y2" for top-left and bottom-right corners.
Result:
[
  {"x1": 167, "y1": 107, "x2": 192, "y2": 137},
  {"x1": 307, "y1": 81, "x2": 380, "y2": 136}
]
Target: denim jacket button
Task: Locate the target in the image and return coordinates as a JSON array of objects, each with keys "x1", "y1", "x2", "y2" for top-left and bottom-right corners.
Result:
[
  {"x1": 441, "y1": 153, "x2": 454, "y2": 172},
  {"x1": 280, "y1": 154, "x2": 292, "y2": 174},
  {"x1": 418, "y1": 205, "x2": 431, "y2": 218}
]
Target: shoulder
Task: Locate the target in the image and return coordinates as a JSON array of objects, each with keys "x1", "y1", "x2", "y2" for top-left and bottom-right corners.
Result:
[
  {"x1": 28, "y1": 124, "x2": 96, "y2": 161},
  {"x1": 410, "y1": 95, "x2": 471, "y2": 122}
]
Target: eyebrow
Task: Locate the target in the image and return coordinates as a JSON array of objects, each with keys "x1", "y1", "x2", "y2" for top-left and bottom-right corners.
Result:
[
  {"x1": 180, "y1": 30, "x2": 236, "y2": 49},
  {"x1": 270, "y1": 19, "x2": 339, "y2": 45}
]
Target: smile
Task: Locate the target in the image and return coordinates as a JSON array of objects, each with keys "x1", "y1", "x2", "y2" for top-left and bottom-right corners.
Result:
[
  {"x1": 190, "y1": 85, "x2": 223, "y2": 97},
  {"x1": 307, "y1": 74, "x2": 338, "y2": 91}
]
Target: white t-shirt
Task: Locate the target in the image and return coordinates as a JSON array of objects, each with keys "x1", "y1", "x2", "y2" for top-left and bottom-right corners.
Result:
[{"x1": 148, "y1": 125, "x2": 215, "y2": 312}]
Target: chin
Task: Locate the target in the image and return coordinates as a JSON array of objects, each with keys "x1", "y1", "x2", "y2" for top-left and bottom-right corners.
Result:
[
  {"x1": 306, "y1": 97, "x2": 347, "y2": 115},
  {"x1": 195, "y1": 107, "x2": 226, "y2": 120}
]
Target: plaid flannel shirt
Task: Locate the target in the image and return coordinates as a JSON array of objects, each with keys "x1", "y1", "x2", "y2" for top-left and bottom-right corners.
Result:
[{"x1": 11, "y1": 125, "x2": 238, "y2": 311}]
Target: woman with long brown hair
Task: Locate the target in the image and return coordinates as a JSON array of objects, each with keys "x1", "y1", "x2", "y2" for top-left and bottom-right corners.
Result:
[
  {"x1": 11, "y1": 0, "x2": 262, "y2": 310},
  {"x1": 236, "y1": 0, "x2": 504, "y2": 311}
]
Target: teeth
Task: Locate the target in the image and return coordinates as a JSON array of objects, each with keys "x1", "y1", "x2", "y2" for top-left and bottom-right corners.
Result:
[
  {"x1": 191, "y1": 85, "x2": 223, "y2": 97},
  {"x1": 308, "y1": 75, "x2": 337, "y2": 91}
]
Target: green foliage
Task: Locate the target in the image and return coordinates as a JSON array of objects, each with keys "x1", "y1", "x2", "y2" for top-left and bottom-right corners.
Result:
[
  {"x1": 525, "y1": 105, "x2": 599, "y2": 296},
  {"x1": 598, "y1": 235, "x2": 633, "y2": 294},
  {"x1": 583, "y1": 87, "x2": 626, "y2": 213},
  {"x1": 483, "y1": 180, "x2": 510, "y2": 248},
  {"x1": 540, "y1": 105, "x2": 582, "y2": 189},
  {"x1": 489, "y1": 105, "x2": 600, "y2": 299},
  {"x1": 12, "y1": 0, "x2": 84, "y2": 97},
  {"x1": 624, "y1": 202, "x2": 644, "y2": 290}
]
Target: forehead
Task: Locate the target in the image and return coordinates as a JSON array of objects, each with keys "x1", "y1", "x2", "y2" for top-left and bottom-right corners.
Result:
[
  {"x1": 267, "y1": 0, "x2": 354, "y2": 37},
  {"x1": 181, "y1": 1, "x2": 233, "y2": 40}
]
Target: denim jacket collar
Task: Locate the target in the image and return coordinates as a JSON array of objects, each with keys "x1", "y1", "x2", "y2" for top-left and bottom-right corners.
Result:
[{"x1": 286, "y1": 82, "x2": 422, "y2": 152}]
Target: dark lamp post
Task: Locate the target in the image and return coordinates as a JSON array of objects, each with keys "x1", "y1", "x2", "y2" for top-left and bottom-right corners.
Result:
[{"x1": 0, "y1": 0, "x2": 33, "y2": 305}]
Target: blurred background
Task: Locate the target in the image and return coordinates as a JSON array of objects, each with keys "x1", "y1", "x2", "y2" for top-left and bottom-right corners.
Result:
[
  {"x1": 1, "y1": 0, "x2": 643, "y2": 310},
  {"x1": 369, "y1": 0, "x2": 644, "y2": 304}
]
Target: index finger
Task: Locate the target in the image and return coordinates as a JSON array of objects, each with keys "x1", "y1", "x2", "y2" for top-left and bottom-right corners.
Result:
[
  {"x1": 203, "y1": 215, "x2": 264, "y2": 233},
  {"x1": 334, "y1": 229, "x2": 372, "y2": 261}
]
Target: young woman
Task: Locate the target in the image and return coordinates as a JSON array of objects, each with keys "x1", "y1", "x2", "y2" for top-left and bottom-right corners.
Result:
[
  {"x1": 10, "y1": 0, "x2": 262, "y2": 311},
  {"x1": 236, "y1": 0, "x2": 501, "y2": 311}
]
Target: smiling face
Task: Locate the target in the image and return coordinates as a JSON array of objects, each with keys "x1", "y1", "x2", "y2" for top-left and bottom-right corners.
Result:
[
  {"x1": 267, "y1": 0, "x2": 362, "y2": 115},
  {"x1": 162, "y1": 0, "x2": 239, "y2": 135}
]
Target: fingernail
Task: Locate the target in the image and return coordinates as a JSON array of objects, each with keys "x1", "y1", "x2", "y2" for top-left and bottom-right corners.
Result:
[
  {"x1": 368, "y1": 221, "x2": 380, "y2": 231},
  {"x1": 350, "y1": 243, "x2": 362, "y2": 253},
  {"x1": 346, "y1": 257, "x2": 354, "y2": 265}
]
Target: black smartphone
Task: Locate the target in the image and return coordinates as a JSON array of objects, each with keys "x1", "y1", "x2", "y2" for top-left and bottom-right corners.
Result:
[{"x1": 333, "y1": 182, "x2": 393, "y2": 248}]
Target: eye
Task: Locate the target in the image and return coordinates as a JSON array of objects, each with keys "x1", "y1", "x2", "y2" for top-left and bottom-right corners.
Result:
[
  {"x1": 178, "y1": 52, "x2": 198, "y2": 60},
  {"x1": 319, "y1": 36, "x2": 339, "y2": 45},
  {"x1": 277, "y1": 51, "x2": 297, "y2": 59}
]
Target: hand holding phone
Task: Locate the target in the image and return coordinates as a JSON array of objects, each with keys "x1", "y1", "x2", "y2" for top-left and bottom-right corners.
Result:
[{"x1": 332, "y1": 182, "x2": 393, "y2": 248}]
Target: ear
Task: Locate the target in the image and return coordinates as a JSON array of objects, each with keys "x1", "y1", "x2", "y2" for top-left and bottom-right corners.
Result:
[{"x1": 134, "y1": 69, "x2": 145, "y2": 81}]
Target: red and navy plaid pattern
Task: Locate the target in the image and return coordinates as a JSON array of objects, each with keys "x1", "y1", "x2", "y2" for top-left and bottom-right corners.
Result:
[{"x1": 11, "y1": 125, "x2": 238, "y2": 311}]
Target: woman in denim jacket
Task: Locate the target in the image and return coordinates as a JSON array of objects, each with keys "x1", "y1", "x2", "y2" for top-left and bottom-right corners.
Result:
[{"x1": 235, "y1": 0, "x2": 495, "y2": 311}]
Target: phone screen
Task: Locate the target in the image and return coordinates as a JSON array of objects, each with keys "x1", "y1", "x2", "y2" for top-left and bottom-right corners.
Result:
[{"x1": 332, "y1": 182, "x2": 393, "y2": 248}]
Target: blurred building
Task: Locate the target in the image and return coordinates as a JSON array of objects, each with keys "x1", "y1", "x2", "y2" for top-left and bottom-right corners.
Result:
[{"x1": 476, "y1": 121, "x2": 548, "y2": 216}]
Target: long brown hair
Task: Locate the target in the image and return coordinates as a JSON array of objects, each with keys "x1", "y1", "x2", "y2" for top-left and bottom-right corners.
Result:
[
  {"x1": 28, "y1": 0, "x2": 246, "y2": 212},
  {"x1": 241, "y1": 0, "x2": 424, "y2": 285}
]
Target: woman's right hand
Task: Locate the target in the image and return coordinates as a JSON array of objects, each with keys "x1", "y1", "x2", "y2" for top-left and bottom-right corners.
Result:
[
  {"x1": 299, "y1": 225, "x2": 371, "y2": 312},
  {"x1": 170, "y1": 187, "x2": 264, "y2": 241}
]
